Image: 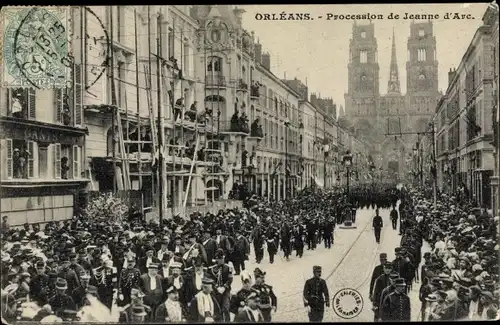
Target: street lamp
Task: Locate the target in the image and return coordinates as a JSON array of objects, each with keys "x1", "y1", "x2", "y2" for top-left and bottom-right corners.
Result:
[{"x1": 342, "y1": 150, "x2": 353, "y2": 194}]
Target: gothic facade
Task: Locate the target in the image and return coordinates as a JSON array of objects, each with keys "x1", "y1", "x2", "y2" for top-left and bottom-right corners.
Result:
[{"x1": 344, "y1": 21, "x2": 441, "y2": 176}]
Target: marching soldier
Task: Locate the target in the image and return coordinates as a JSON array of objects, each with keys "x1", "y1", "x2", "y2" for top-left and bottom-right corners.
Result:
[
  {"x1": 208, "y1": 249, "x2": 233, "y2": 321},
  {"x1": 370, "y1": 253, "x2": 388, "y2": 298},
  {"x1": 390, "y1": 205, "x2": 399, "y2": 230},
  {"x1": 251, "y1": 268, "x2": 277, "y2": 322},
  {"x1": 293, "y1": 222, "x2": 305, "y2": 258},
  {"x1": 280, "y1": 221, "x2": 292, "y2": 261},
  {"x1": 372, "y1": 209, "x2": 383, "y2": 244},
  {"x1": 252, "y1": 224, "x2": 265, "y2": 264},
  {"x1": 306, "y1": 218, "x2": 317, "y2": 250},
  {"x1": 380, "y1": 278, "x2": 411, "y2": 321},
  {"x1": 30, "y1": 260, "x2": 50, "y2": 306},
  {"x1": 231, "y1": 229, "x2": 250, "y2": 275},
  {"x1": 378, "y1": 272, "x2": 400, "y2": 314},
  {"x1": 91, "y1": 254, "x2": 118, "y2": 309},
  {"x1": 118, "y1": 256, "x2": 141, "y2": 306},
  {"x1": 303, "y1": 266, "x2": 330, "y2": 322},
  {"x1": 371, "y1": 264, "x2": 395, "y2": 322},
  {"x1": 322, "y1": 218, "x2": 334, "y2": 249},
  {"x1": 265, "y1": 225, "x2": 279, "y2": 264}
]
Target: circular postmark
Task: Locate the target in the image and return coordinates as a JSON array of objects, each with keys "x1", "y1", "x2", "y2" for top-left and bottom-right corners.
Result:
[
  {"x1": 83, "y1": 7, "x2": 110, "y2": 94},
  {"x1": 8, "y1": 7, "x2": 73, "y2": 88},
  {"x1": 332, "y1": 288, "x2": 364, "y2": 319}
]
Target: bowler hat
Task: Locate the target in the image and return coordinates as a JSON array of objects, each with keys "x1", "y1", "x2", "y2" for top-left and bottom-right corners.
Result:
[{"x1": 55, "y1": 278, "x2": 68, "y2": 290}]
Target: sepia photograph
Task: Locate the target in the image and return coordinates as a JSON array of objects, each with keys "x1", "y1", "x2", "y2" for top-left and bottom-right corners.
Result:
[{"x1": 0, "y1": 3, "x2": 499, "y2": 323}]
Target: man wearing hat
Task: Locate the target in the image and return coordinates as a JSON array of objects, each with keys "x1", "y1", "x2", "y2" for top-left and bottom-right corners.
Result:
[
  {"x1": 303, "y1": 266, "x2": 329, "y2": 322},
  {"x1": 119, "y1": 288, "x2": 151, "y2": 322},
  {"x1": 139, "y1": 262, "x2": 164, "y2": 315},
  {"x1": 380, "y1": 278, "x2": 411, "y2": 321},
  {"x1": 118, "y1": 255, "x2": 141, "y2": 306},
  {"x1": 29, "y1": 260, "x2": 50, "y2": 305},
  {"x1": 392, "y1": 247, "x2": 410, "y2": 293},
  {"x1": 165, "y1": 261, "x2": 186, "y2": 305},
  {"x1": 371, "y1": 263, "x2": 394, "y2": 321},
  {"x1": 377, "y1": 271, "x2": 400, "y2": 315},
  {"x1": 154, "y1": 285, "x2": 187, "y2": 322},
  {"x1": 370, "y1": 253, "x2": 388, "y2": 299},
  {"x1": 202, "y1": 229, "x2": 218, "y2": 267},
  {"x1": 185, "y1": 258, "x2": 207, "y2": 304},
  {"x1": 188, "y1": 277, "x2": 224, "y2": 322},
  {"x1": 184, "y1": 232, "x2": 208, "y2": 266},
  {"x1": 231, "y1": 229, "x2": 251, "y2": 276},
  {"x1": 234, "y1": 290, "x2": 265, "y2": 322},
  {"x1": 252, "y1": 268, "x2": 277, "y2": 322},
  {"x1": 251, "y1": 224, "x2": 265, "y2": 264},
  {"x1": 139, "y1": 247, "x2": 160, "y2": 274},
  {"x1": 208, "y1": 249, "x2": 233, "y2": 321},
  {"x1": 230, "y1": 272, "x2": 254, "y2": 316},
  {"x1": 72, "y1": 272, "x2": 92, "y2": 309},
  {"x1": 57, "y1": 255, "x2": 80, "y2": 295},
  {"x1": 91, "y1": 254, "x2": 118, "y2": 310},
  {"x1": 48, "y1": 278, "x2": 76, "y2": 317},
  {"x1": 372, "y1": 209, "x2": 383, "y2": 244}
]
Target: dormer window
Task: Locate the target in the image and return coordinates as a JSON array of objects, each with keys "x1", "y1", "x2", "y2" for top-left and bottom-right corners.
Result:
[
  {"x1": 361, "y1": 31, "x2": 366, "y2": 39},
  {"x1": 418, "y1": 29, "x2": 425, "y2": 37}
]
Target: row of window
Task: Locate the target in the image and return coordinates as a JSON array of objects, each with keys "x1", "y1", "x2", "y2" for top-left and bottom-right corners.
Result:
[
  {"x1": 357, "y1": 48, "x2": 430, "y2": 64},
  {"x1": 3, "y1": 140, "x2": 82, "y2": 181}
]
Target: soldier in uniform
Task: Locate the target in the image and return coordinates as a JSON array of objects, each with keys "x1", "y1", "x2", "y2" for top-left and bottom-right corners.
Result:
[
  {"x1": 208, "y1": 249, "x2": 233, "y2": 321},
  {"x1": 251, "y1": 268, "x2": 277, "y2": 322},
  {"x1": 293, "y1": 222, "x2": 305, "y2": 258},
  {"x1": 322, "y1": 218, "x2": 334, "y2": 249},
  {"x1": 370, "y1": 253, "x2": 388, "y2": 297},
  {"x1": 231, "y1": 229, "x2": 250, "y2": 275},
  {"x1": 392, "y1": 247, "x2": 411, "y2": 294},
  {"x1": 57, "y1": 255, "x2": 80, "y2": 294},
  {"x1": 378, "y1": 272, "x2": 400, "y2": 314},
  {"x1": 280, "y1": 221, "x2": 292, "y2": 261},
  {"x1": 306, "y1": 218, "x2": 317, "y2": 250},
  {"x1": 91, "y1": 254, "x2": 118, "y2": 309},
  {"x1": 303, "y1": 266, "x2": 330, "y2": 322},
  {"x1": 380, "y1": 278, "x2": 411, "y2": 321},
  {"x1": 390, "y1": 205, "x2": 399, "y2": 230},
  {"x1": 48, "y1": 278, "x2": 76, "y2": 317},
  {"x1": 72, "y1": 272, "x2": 92, "y2": 309},
  {"x1": 252, "y1": 224, "x2": 265, "y2": 264},
  {"x1": 29, "y1": 260, "x2": 50, "y2": 306},
  {"x1": 372, "y1": 209, "x2": 383, "y2": 244},
  {"x1": 118, "y1": 256, "x2": 141, "y2": 306},
  {"x1": 234, "y1": 291, "x2": 266, "y2": 322},
  {"x1": 265, "y1": 225, "x2": 279, "y2": 264},
  {"x1": 230, "y1": 273, "x2": 254, "y2": 316},
  {"x1": 371, "y1": 263, "x2": 395, "y2": 322},
  {"x1": 119, "y1": 288, "x2": 152, "y2": 323}
]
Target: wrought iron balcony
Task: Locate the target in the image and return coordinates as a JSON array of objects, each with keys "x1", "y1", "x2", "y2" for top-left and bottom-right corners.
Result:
[
  {"x1": 237, "y1": 79, "x2": 248, "y2": 92},
  {"x1": 205, "y1": 75, "x2": 226, "y2": 88}
]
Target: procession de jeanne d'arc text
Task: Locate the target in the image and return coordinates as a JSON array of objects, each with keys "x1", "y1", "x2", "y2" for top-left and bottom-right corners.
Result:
[{"x1": 254, "y1": 12, "x2": 475, "y2": 21}]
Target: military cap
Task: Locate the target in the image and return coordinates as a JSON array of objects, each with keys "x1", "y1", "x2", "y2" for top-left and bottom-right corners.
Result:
[
  {"x1": 254, "y1": 268, "x2": 266, "y2": 278},
  {"x1": 389, "y1": 272, "x2": 400, "y2": 279},
  {"x1": 35, "y1": 261, "x2": 45, "y2": 268},
  {"x1": 383, "y1": 262, "x2": 393, "y2": 268},
  {"x1": 215, "y1": 249, "x2": 225, "y2": 259},
  {"x1": 379, "y1": 253, "x2": 388, "y2": 259},
  {"x1": 202, "y1": 278, "x2": 214, "y2": 285},
  {"x1": 394, "y1": 278, "x2": 406, "y2": 286},
  {"x1": 313, "y1": 266, "x2": 322, "y2": 272},
  {"x1": 394, "y1": 247, "x2": 401, "y2": 253}
]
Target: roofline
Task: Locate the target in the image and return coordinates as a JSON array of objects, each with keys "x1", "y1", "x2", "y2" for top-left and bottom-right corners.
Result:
[{"x1": 256, "y1": 64, "x2": 302, "y2": 99}]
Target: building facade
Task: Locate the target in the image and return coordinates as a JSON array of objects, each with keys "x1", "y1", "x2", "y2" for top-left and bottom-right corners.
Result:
[
  {"x1": 345, "y1": 21, "x2": 441, "y2": 178},
  {"x1": 0, "y1": 7, "x2": 88, "y2": 226},
  {"x1": 433, "y1": 15, "x2": 496, "y2": 209}
]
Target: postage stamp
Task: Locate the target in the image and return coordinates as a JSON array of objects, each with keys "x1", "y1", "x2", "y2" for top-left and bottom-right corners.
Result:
[{"x1": 1, "y1": 6, "x2": 72, "y2": 89}]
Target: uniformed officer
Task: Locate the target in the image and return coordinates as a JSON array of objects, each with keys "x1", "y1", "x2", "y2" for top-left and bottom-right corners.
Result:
[
  {"x1": 118, "y1": 256, "x2": 141, "y2": 306},
  {"x1": 91, "y1": 255, "x2": 118, "y2": 309},
  {"x1": 208, "y1": 249, "x2": 233, "y2": 321},
  {"x1": 370, "y1": 253, "x2": 388, "y2": 297},
  {"x1": 251, "y1": 268, "x2": 277, "y2": 322},
  {"x1": 372, "y1": 209, "x2": 383, "y2": 244},
  {"x1": 230, "y1": 273, "x2": 254, "y2": 316},
  {"x1": 29, "y1": 260, "x2": 50, "y2": 305},
  {"x1": 303, "y1": 266, "x2": 330, "y2": 322},
  {"x1": 48, "y1": 278, "x2": 76, "y2": 317}
]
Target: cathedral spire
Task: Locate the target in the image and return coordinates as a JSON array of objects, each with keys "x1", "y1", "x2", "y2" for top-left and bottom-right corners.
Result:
[{"x1": 387, "y1": 27, "x2": 401, "y2": 94}]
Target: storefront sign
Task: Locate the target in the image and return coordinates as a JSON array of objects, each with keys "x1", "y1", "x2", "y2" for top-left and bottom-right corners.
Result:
[{"x1": 0, "y1": 120, "x2": 84, "y2": 146}]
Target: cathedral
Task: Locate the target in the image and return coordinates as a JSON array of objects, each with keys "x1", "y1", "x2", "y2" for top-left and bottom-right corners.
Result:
[{"x1": 344, "y1": 20, "x2": 442, "y2": 177}]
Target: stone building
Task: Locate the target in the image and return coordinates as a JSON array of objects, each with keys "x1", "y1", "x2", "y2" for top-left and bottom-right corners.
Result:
[{"x1": 345, "y1": 21, "x2": 441, "y2": 178}]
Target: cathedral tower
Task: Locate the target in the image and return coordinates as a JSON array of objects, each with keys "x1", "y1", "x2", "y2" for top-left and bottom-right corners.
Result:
[
  {"x1": 387, "y1": 28, "x2": 401, "y2": 94},
  {"x1": 345, "y1": 21, "x2": 379, "y2": 118}
]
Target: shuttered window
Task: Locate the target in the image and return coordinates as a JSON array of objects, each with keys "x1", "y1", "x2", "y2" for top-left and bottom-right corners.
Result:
[
  {"x1": 28, "y1": 88, "x2": 36, "y2": 119},
  {"x1": 54, "y1": 143, "x2": 61, "y2": 179},
  {"x1": 72, "y1": 145, "x2": 81, "y2": 179},
  {"x1": 74, "y1": 63, "x2": 83, "y2": 126},
  {"x1": 27, "y1": 141, "x2": 35, "y2": 178},
  {"x1": 6, "y1": 139, "x2": 13, "y2": 179},
  {"x1": 55, "y1": 89, "x2": 64, "y2": 123}
]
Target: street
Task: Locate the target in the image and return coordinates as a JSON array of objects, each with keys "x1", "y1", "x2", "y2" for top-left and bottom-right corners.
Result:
[{"x1": 229, "y1": 207, "x2": 412, "y2": 322}]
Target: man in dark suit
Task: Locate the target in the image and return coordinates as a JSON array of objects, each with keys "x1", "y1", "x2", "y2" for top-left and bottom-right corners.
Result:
[
  {"x1": 202, "y1": 229, "x2": 218, "y2": 267},
  {"x1": 118, "y1": 256, "x2": 141, "y2": 306},
  {"x1": 392, "y1": 247, "x2": 410, "y2": 293},
  {"x1": 390, "y1": 206, "x2": 399, "y2": 230},
  {"x1": 72, "y1": 273, "x2": 92, "y2": 309},
  {"x1": 303, "y1": 266, "x2": 329, "y2": 322},
  {"x1": 138, "y1": 247, "x2": 160, "y2": 274},
  {"x1": 371, "y1": 263, "x2": 394, "y2": 321},
  {"x1": 234, "y1": 291, "x2": 265, "y2": 322},
  {"x1": 370, "y1": 253, "x2": 388, "y2": 298},
  {"x1": 372, "y1": 209, "x2": 383, "y2": 244},
  {"x1": 231, "y1": 229, "x2": 250, "y2": 275},
  {"x1": 184, "y1": 258, "x2": 207, "y2": 304},
  {"x1": 30, "y1": 260, "x2": 50, "y2": 305},
  {"x1": 183, "y1": 232, "x2": 208, "y2": 266},
  {"x1": 381, "y1": 278, "x2": 411, "y2": 321},
  {"x1": 252, "y1": 225, "x2": 265, "y2": 264},
  {"x1": 139, "y1": 263, "x2": 164, "y2": 315},
  {"x1": 164, "y1": 262, "x2": 187, "y2": 307},
  {"x1": 188, "y1": 277, "x2": 224, "y2": 322},
  {"x1": 214, "y1": 227, "x2": 232, "y2": 257}
]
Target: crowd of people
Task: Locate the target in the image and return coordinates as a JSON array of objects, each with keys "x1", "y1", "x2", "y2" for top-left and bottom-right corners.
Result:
[
  {"x1": 369, "y1": 186, "x2": 499, "y2": 321},
  {"x1": 1, "y1": 181, "x2": 498, "y2": 323},
  {"x1": 0, "y1": 183, "x2": 398, "y2": 323}
]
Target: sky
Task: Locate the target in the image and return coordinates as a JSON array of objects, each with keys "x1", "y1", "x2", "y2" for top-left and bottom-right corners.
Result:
[{"x1": 239, "y1": 3, "x2": 490, "y2": 115}]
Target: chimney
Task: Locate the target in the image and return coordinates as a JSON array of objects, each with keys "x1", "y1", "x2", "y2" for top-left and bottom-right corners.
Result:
[
  {"x1": 333, "y1": 104, "x2": 337, "y2": 118},
  {"x1": 448, "y1": 68, "x2": 456, "y2": 87},
  {"x1": 254, "y1": 42, "x2": 262, "y2": 64},
  {"x1": 261, "y1": 52, "x2": 271, "y2": 70},
  {"x1": 310, "y1": 93, "x2": 317, "y2": 105}
]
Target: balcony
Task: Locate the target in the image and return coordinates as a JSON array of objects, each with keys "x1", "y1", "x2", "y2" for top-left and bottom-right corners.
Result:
[
  {"x1": 250, "y1": 119, "x2": 264, "y2": 138},
  {"x1": 205, "y1": 75, "x2": 226, "y2": 88},
  {"x1": 236, "y1": 79, "x2": 248, "y2": 92},
  {"x1": 218, "y1": 114, "x2": 250, "y2": 134}
]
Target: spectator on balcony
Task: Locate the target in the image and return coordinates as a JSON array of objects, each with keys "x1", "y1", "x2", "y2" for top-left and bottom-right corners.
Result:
[
  {"x1": 197, "y1": 146, "x2": 205, "y2": 161},
  {"x1": 61, "y1": 157, "x2": 70, "y2": 179},
  {"x1": 174, "y1": 98, "x2": 185, "y2": 122},
  {"x1": 251, "y1": 82, "x2": 260, "y2": 97},
  {"x1": 185, "y1": 139, "x2": 195, "y2": 160},
  {"x1": 239, "y1": 112, "x2": 249, "y2": 133},
  {"x1": 230, "y1": 111, "x2": 240, "y2": 132},
  {"x1": 251, "y1": 118, "x2": 263, "y2": 137},
  {"x1": 141, "y1": 128, "x2": 152, "y2": 153},
  {"x1": 186, "y1": 101, "x2": 198, "y2": 122},
  {"x1": 11, "y1": 89, "x2": 25, "y2": 118}
]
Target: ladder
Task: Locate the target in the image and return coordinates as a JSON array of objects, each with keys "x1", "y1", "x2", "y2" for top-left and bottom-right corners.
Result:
[
  {"x1": 144, "y1": 64, "x2": 159, "y2": 157},
  {"x1": 115, "y1": 105, "x2": 131, "y2": 190},
  {"x1": 182, "y1": 130, "x2": 201, "y2": 212}
]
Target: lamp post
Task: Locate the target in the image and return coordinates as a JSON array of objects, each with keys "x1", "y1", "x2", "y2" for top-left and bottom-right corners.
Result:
[{"x1": 342, "y1": 150, "x2": 353, "y2": 194}]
